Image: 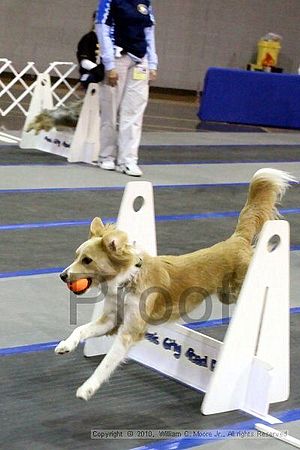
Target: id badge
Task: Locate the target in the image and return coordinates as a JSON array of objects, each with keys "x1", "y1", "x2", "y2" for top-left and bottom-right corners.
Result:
[{"x1": 133, "y1": 64, "x2": 148, "y2": 80}]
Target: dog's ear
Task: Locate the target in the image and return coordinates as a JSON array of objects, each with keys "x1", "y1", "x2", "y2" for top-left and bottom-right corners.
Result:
[
  {"x1": 102, "y1": 230, "x2": 128, "y2": 254},
  {"x1": 89, "y1": 217, "x2": 105, "y2": 238}
]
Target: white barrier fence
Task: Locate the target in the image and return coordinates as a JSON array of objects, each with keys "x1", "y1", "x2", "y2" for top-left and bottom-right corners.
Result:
[
  {"x1": 0, "y1": 58, "x2": 81, "y2": 117},
  {"x1": 0, "y1": 59, "x2": 39, "y2": 117},
  {"x1": 1, "y1": 59, "x2": 98, "y2": 163}
]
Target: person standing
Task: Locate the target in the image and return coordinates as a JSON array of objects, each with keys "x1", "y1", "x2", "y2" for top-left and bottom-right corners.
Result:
[
  {"x1": 96, "y1": 0, "x2": 158, "y2": 176},
  {"x1": 76, "y1": 11, "x2": 104, "y2": 89}
]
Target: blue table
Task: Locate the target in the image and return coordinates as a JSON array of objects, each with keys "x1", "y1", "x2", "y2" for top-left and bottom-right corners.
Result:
[{"x1": 198, "y1": 67, "x2": 300, "y2": 129}]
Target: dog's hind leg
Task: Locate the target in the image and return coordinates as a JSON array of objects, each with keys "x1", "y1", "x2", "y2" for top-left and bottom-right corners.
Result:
[{"x1": 76, "y1": 311, "x2": 146, "y2": 401}]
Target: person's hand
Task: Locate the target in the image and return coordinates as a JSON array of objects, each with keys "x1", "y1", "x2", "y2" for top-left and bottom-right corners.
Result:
[
  {"x1": 107, "y1": 69, "x2": 118, "y2": 87},
  {"x1": 149, "y1": 69, "x2": 157, "y2": 81},
  {"x1": 90, "y1": 63, "x2": 105, "y2": 82}
]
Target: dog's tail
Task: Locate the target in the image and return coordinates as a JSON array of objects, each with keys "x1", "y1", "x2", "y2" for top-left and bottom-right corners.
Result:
[{"x1": 234, "y1": 168, "x2": 296, "y2": 243}]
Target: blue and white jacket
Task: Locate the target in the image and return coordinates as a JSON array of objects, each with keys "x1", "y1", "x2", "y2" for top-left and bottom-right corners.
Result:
[{"x1": 96, "y1": 0, "x2": 158, "y2": 70}]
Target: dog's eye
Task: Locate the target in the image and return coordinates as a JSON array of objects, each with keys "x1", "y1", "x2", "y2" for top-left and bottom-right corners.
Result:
[{"x1": 82, "y1": 257, "x2": 93, "y2": 265}]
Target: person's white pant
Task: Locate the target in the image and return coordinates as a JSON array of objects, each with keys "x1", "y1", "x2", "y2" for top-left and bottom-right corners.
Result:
[{"x1": 99, "y1": 55, "x2": 149, "y2": 165}]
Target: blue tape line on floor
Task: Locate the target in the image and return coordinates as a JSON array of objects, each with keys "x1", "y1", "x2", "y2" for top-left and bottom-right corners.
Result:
[
  {"x1": 0, "y1": 341, "x2": 59, "y2": 356},
  {"x1": 185, "y1": 307, "x2": 300, "y2": 330},
  {"x1": 0, "y1": 220, "x2": 92, "y2": 231},
  {"x1": 1, "y1": 308, "x2": 299, "y2": 356},
  {"x1": 0, "y1": 186, "x2": 125, "y2": 194},
  {"x1": 0, "y1": 180, "x2": 299, "y2": 195},
  {"x1": 0, "y1": 182, "x2": 249, "y2": 194},
  {"x1": 1, "y1": 208, "x2": 300, "y2": 231},
  {"x1": 184, "y1": 317, "x2": 231, "y2": 330},
  {"x1": 0, "y1": 267, "x2": 64, "y2": 278}
]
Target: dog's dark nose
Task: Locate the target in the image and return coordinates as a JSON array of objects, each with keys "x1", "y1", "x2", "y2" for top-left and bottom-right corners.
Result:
[{"x1": 60, "y1": 271, "x2": 68, "y2": 283}]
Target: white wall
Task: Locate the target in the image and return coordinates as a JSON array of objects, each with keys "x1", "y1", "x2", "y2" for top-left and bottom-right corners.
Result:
[{"x1": 1, "y1": 0, "x2": 299, "y2": 90}]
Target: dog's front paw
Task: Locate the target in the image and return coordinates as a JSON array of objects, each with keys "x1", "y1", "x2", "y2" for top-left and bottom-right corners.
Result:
[
  {"x1": 76, "y1": 379, "x2": 99, "y2": 401},
  {"x1": 55, "y1": 339, "x2": 77, "y2": 355}
]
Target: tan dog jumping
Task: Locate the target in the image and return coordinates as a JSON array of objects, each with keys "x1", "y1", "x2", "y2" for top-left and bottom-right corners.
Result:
[{"x1": 56, "y1": 168, "x2": 295, "y2": 400}]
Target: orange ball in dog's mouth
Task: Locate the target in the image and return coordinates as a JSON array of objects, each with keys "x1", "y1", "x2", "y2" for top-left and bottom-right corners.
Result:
[{"x1": 67, "y1": 278, "x2": 92, "y2": 295}]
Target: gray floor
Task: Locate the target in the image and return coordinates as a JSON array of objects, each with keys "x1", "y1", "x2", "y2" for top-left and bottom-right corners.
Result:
[
  {"x1": 1, "y1": 97, "x2": 300, "y2": 450},
  {"x1": 194, "y1": 420, "x2": 300, "y2": 450},
  {"x1": 2, "y1": 143, "x2": 300, "y2": 165},
  {"x1": 2, "y1": 160, "x2": 300, "y2": 190},
  {"x1": 1, "y1": 314, "x2": 300, "y2": 450}
]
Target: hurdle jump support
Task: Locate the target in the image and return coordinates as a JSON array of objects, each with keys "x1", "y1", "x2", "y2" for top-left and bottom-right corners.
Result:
[
  {"x1": 84, "y1": 181, "x2": 290, "y2": 422},
  {"x1": 19, "y1": 73, "x2": 54, "y2": 150},
  {"x1": 19, "y1": 68, "x2": 80, "y2": 159},
  {"x1": 84, "y1": 181, "x2": 157, "y2": 356},
  {"x1": 68, "y1": 83, "x2": 100, "y2": 164},
  {"x1": 19, "y1": 66, "x2": 98, "y2": 163},
  {"x1": 2, "y1": 59, "x2": 92, "y2": 160},
  {"x1": 201, "y1": 219, "x2": 290, "y2": 420},
  {"x1": 18, "y1": 72, "x2": 74, "y2": 157}
]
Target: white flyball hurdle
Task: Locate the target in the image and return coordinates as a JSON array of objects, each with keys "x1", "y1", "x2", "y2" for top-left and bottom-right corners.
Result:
[
  {"x1": 19, "y1": 75, "x2": 100, "y2": 163},
  {"x1": 84, "y1": 181, "x2": 290, "y2": 423},
  {"x1": 84, "y1": 182, "x2": 157, "y2": 356},
  {"x1": 67, "y1": 84, "x2": 100, "y2": 164}
]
